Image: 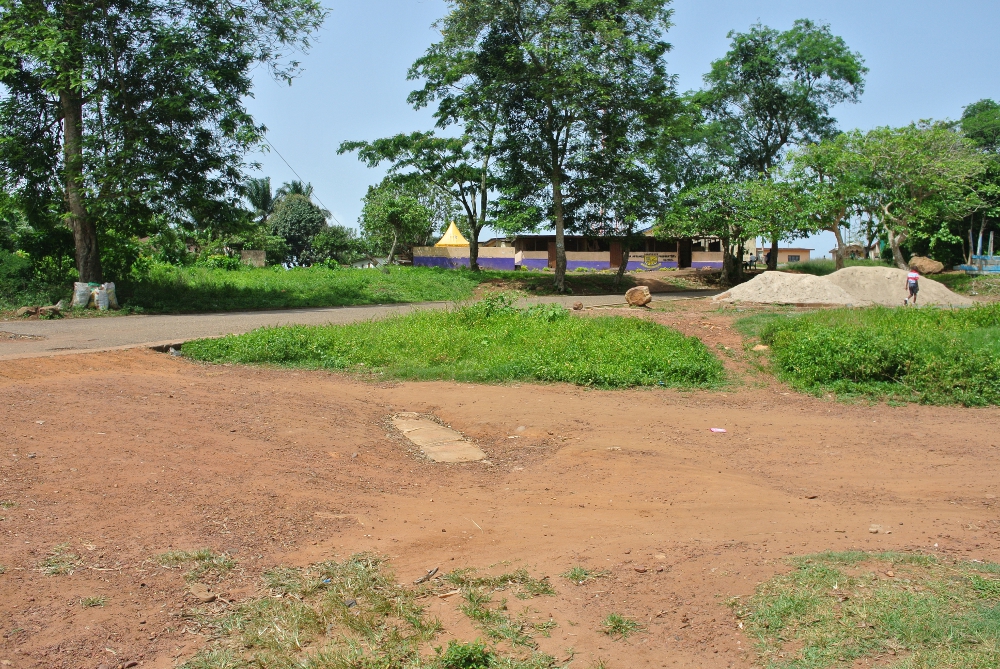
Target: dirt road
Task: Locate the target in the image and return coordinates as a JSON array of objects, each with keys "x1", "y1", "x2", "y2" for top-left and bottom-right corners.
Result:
[
  {"x1": 0, "y1": 292, "x2": 719, "y2": 360},
  {"x1": 1, "y1": 306, "x2": 998, "y2": 668}
]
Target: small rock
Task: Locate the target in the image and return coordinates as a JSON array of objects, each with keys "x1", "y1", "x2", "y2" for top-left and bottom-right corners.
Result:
[
  {"x1": 189, "y1": 583, "x2": 216, "y2": 603},
  {"x1": 634, "y1": 566, "x2": 647, "y2": 573},
  {"x1": 124, "y1": 661, "x2": 138, "y2": 668},
  {"x1": 625, "y1": 285, "x2": 652, "y2": 307},
  {"x1": 655, "y1": 553, "x2": 666, "y2": 560},
  {"x1": 805, "y1": 495, "x2": 818, "y2": 500},
  {"x1": 572, "y1": 301, "x2": 584, "y2": 310},
  {"x1": 885, "y1": 570, "x2": 895, "y2": 577},
  {"x1": 753, "y1": 344, "x2": 770, "y2": 351},
  {"x1": 869, "y1": 524, "x2": 882, "y2": 534},
  {"x1": 15, "y1": 306, "x2": 38, "y2": 318}
]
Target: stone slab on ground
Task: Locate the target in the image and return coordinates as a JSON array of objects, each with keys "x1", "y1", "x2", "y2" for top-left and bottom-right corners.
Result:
[{"x1": 392, "y1": 412, "x2": 486, "y2": 463}]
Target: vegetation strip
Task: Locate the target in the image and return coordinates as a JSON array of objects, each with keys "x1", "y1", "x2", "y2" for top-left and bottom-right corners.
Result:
[
  {"x1": 734, "y1": 551, "x2": 1000, "y2": 669},
  {"x1": 183, "y1": 295, "x2": 725, "y2": 389},
  {"x1": 739, "y1": 304, "x2": 1000, "y2": 406}
]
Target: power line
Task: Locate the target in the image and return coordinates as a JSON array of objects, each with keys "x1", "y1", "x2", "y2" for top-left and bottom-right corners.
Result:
[{"x1": 261, "y1": 135, "x2": 343, "y2": 226}]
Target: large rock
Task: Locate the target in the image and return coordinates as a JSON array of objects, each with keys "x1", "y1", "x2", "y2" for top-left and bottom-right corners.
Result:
[
  {"x1": 625, "y1": 285, "x2": 652, "y2": 307},
  {"x1": 15, "y1": 306, "x2": 38, "y2": 318},
  {"x1": 908, "y1": 256, "x2": 945, "y2": 275}
]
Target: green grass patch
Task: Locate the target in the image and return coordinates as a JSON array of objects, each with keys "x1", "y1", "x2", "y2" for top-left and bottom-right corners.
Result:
[
  {"x1": 601, "y1": 613, "x2": 642, "y2": 640},
  {"x1": 561, "y1": 566, "x2": 610, "y2": 585},
  {"x1": 0, "y1": 500, "x2": 16, "y2": 509},
  {"x1": 734, "y1": 552, "x2": 1000, "y2": 669},
  {"x1": 80, "y1": 596, "x2": 106, "y2": 608},
  {"x1": 157, "y1": 548, "x2": 236, "y2": 582},
  {"x1": 750, "y1": 304, "x2": 1000, "y2": 405},
  {"x1": 444, "y1": 567, "x2": 557, "y2": 649},
  {"x1": 935, "y1": 272, "x2": 1000, "y2": 298},
  {"x1": 183, "y1": 295, "x2": 725, "y2": 389},
  {"x1": 784, "y1": 258, "x2": 891, "y2": 276},
  {"x1": 181, "y1": 554, "x2": 560, "y2": 669},
  {"x1": 38, "y1": 543, "x2": 82, "y2": 576}
]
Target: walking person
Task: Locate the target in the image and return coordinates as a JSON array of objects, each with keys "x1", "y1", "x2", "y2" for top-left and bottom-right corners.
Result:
[{"x1": 904, "y1": 268, "x2": 920, "y2": 306}]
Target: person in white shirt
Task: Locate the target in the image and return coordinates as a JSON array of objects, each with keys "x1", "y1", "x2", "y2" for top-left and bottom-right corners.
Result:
[{"x1": 904, "y1": 269, "x2": 920, "y2": 306}]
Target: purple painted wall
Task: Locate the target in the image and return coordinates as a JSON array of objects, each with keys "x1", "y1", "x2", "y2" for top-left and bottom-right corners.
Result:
[{"x1": 413, "y1": 256, "x2": 516, "y2": 271}]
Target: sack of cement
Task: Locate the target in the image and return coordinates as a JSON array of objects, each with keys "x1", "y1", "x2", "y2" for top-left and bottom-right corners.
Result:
[
  {"x1": 102, "y1": 282, "x2": 119, "y2": 310},
  {"x1": 71, "y1": 282, "x2": 92, "y2": 308},
  {"x1": 94, "y1": 286, "x2": 110, "y2": 311}
]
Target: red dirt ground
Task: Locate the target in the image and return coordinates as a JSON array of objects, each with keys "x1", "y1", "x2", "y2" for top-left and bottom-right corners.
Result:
[{"x1": 2, "y1": 302, "x2": 999, "y2": 669}]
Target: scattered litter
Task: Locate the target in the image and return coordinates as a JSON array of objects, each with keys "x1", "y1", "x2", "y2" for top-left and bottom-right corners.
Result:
[
  {"x1": 343, "y1": 598, "x2": 357, "y2": 608},
  {"x1": 437, "y1": 590, "x2": 461, "y2": 599},
  {"x1": 710, "y1": 428, "x2": 727, "y2": 433},
  {"x1": 413, "y1": 567, "x2": 438, "y2": 584}
]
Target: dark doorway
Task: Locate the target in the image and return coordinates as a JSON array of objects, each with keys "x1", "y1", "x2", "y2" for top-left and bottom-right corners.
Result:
[
  {"x1": 547, "y1": 242, "x2": 556, "y2": 268},
  {"x1": 609, "y1": 241, "x2": 622, "y2": 269},
  {"x1": 678, "y1": 239, "x2": 692, "y2": 268}
]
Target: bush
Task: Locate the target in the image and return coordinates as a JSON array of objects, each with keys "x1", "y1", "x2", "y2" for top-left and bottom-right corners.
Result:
[
  {"x1": 268, "y1": 194, "x2": 327, "y2": 263},
  {"x1": 757, "y1": 305, "x2": 1000, "y2": 405},
  {"x1": 435, "y1": 641, "x2": 494, "y2": 669},
  {"x1": 199, "y1": 254, "x2": 245, "y2": 271},
  {"x1": 183, "y1": 297, "x2": 725, "y2": 389}
]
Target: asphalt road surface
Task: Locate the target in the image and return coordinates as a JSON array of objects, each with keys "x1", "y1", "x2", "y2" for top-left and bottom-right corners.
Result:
[{"x1": 0, "y1": 291, "x2": 719, "y2": 360}]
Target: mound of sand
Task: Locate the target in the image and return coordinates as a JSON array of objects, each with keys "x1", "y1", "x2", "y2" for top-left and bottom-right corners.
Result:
[
  {"x1": 714, "y1": 270, "x2": 867, "y2": 306},
  {"x1": 824, "y1": 266, "x2": 972, "y2": 307},
  {"x1": 714, "y1": 266, "x2": 972, "y2": 307}
]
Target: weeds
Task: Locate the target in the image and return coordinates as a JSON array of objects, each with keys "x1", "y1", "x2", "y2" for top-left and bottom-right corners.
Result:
[
  {"x1": 181, "y1": 554, "x2": 562, "y2": 669},
  {"x1": 80, "y1": 596, "x2": 106, "y2": 607},
  {"x1": 734, "y1": 551, "x2": 1000, "y2": 668},
  {"x1": 601, "y1": 613, "x2": 642, "y2": 640},
  {"x1": 749, "y1": 304, "x2": 1000, "y2": 405},
  {"x1": 38, "y1": 543, "x2": 82, "y2": 575},
  {"x1": 561, "y1": 566, "x2": 610, "y2": 585},
  {"x1": 0, "y1": 500, "x2": 16, "y2": 508},
  {"x1": 184, "y1": 295, "x2": 725, "y2": 390},
  {"x1": 157, "y1": 548, "x2": 236, "y2": 582}
]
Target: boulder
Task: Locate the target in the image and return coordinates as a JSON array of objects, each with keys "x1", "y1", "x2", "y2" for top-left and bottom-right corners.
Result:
[
  {"x1": 572, "y1": 302, "x2": 584, "y2": 311},
  {"x1": 625, "y1": 285, "x2": 652, "y2": 307},
  {"x1": 15, "y1": 306, "x2": 38, "y2": 318},
  {"x1": 38, "y1": 304, "x2": 61, "y2": 317},
  {"x1": 908, "y1": 256, "x2": 944, "y2": 275}
]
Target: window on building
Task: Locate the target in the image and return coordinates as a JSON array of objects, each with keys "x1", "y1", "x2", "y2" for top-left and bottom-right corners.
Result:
[
  {"x1": 708, "y1": 240, "x2": 721, "y2": 252},
  {"x1": 787, "y1": 255, "x2": 801, "y2": 263}
]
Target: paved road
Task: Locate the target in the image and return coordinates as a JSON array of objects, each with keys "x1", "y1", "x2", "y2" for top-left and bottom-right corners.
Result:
[{"x1": 0, "y1": 291, "x2": 719, "y2": 360}]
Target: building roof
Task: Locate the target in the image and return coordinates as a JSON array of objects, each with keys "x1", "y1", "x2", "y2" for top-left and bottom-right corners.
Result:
[{"x1": 435, "y1": 222, "x2": 469, "y2": 248}]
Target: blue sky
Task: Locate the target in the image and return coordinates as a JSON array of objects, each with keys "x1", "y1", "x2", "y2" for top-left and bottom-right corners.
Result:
[{"x1": 245, "y1": 0, "x2": 999, "y2": 257}]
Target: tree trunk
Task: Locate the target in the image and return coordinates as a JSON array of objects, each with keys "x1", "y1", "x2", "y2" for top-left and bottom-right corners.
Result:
[
  {"x1": 61, "y1": 89, "x2": 102, "y2": 283},
  {"x1": 551, "y1": 162, "x2": 567, "y2": 292},
  {"x1": 468, "y1": 222, "x2": 480, "y2": 272},
  {"x1": 387, "y1": 230, "x2": 399, "y2": 266},
  {"x1": 766, "y1": 233, "x2": 779, "y2": 271},
  {"x1": 831, "y1": 224, "x2": 847, "y2": 270},
  {"x1": 614, "y1": 237, "x2": 630, "y2": 290},
  {"x1": 887, "y1": 228, "x2": 908, "y2": 270},
  {"x1": 721, "y1": 239, "x2": 741, "y2": 287}
]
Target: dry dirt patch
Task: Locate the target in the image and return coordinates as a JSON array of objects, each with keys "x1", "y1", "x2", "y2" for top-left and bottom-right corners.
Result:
[{"x1": 0, "y1": 308, "x2": 999, "y2": 668}]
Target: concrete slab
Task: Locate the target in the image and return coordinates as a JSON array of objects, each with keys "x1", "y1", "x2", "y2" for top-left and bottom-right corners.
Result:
[{"x1": 391, "y1": 412, "x2": 486, "y2": 463}]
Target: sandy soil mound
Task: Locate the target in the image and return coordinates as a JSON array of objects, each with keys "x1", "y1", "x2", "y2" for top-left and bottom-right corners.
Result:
[
  {"x1": 825, "y1": 266, "x2": 972, "y2": 307},
  {"x1": 715, "y1": 266, "x2": 972, "y2": 307},
  {"x1": 714, "y1": 270, "x2": 868, "y2": 305}
]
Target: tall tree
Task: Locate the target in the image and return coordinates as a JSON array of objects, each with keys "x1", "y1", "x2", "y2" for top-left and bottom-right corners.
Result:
[
  {"x1": 960, "y1": 100, "x2": 1000, "y2": 263},
  {"x1": 246, "y1": 177, "x2": 276, "y2": 226},
  {"x1": 695, "y1": 19, "x2": 867, "y2": 269},
  {"x1": 848, "y1": 123, "x2": 984, "y2": 269},
  {"x1": 0, "y1": 0, "x2": 325, "y2": 281},
  {"x1": 268, "y1": 193, "x2": 327, "y2": 264},
  {"x1": 430, "y1": 0, "x2": 675, "y2": 292}
]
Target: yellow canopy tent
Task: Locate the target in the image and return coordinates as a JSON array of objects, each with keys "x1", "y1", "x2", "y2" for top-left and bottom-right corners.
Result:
[{"x1": 435, "y1": 222, "x2": 469, "y2": 247}]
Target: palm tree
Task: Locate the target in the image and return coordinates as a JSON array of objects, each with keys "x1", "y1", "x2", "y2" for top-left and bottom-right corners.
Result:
[
  {"x1": 276, "y1": 180, "x2": 314, "y2": 199},
  {"x1": 246, "y1": 177, "x2": 275, "y2": 225}
]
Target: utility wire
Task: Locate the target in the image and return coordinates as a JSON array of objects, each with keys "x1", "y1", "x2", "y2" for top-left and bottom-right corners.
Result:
[{"x1": 261, "y1": 135, "x2": 343, "y2": 226}]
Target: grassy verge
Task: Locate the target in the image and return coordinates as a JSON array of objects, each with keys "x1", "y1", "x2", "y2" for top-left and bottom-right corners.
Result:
[
  {"x1": 934, "y1": 272, "x2": 1000, "y2": 298},
  {"x1": 183, "y1": 295, "x2": 725, "y2": 389},
  {"x1": 745, "y1": 304, "x2": 1000, "y2": 405},
  {"x1": 734, "y1": 551, "x2": 1000, "y2": 669},
  {"x1": 784, "y1": 259, "x2": 891, "y2": 276},
  {"x1": 182, "y1": 554, "x2": 562, "y2": 669}
]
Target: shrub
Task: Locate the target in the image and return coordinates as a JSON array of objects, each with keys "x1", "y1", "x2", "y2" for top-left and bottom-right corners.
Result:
[{"x1": 199, "y1": 254, "x2": 245, "y2": 271}]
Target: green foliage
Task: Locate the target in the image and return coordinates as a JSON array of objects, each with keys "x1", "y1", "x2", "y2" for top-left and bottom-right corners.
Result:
[
  {"x1": 268, "y1": 194, "x2": 329, "y2": 264},
  {"x1": 435, "y1": 641, "x2": 495, "y2": 669},
  {"x1": 80, "y1": 596, "x2": 106, "y2": 608},
  {"x1": 734, "y1": 552, "x2": 1000, "y2": 669},
  {"x1": 359, "y1": 178, "x2": 437, "y2": 263},
  {"x1": 601, "y1": 613, "x2": 642, "y2": 640},
  {"x1": 183, "y1": 296, "x2": 725, "y2": 389},
  {"x1": 198, "y1": 254, "x2": 245, "y2": 271},
  {"x1": 305, "y1": 224, "x2": 363, "y2": 266},
  {"x1": 755, "y1": 304, "x2": 1000, "y2": 405}
]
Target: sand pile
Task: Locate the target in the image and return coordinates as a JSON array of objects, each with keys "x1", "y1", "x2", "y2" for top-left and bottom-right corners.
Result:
[
  {"x1": 715, "y1": 266, "x2": 972, "y2": 307},
  {"x1": 825, "y1": 267, "x2": 971, "y2": 307}
]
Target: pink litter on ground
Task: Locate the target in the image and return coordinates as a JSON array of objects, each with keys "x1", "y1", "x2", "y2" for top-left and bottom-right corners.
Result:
[{"x1": 710, "y1": 428, "x2": 727, "y2": 433}]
